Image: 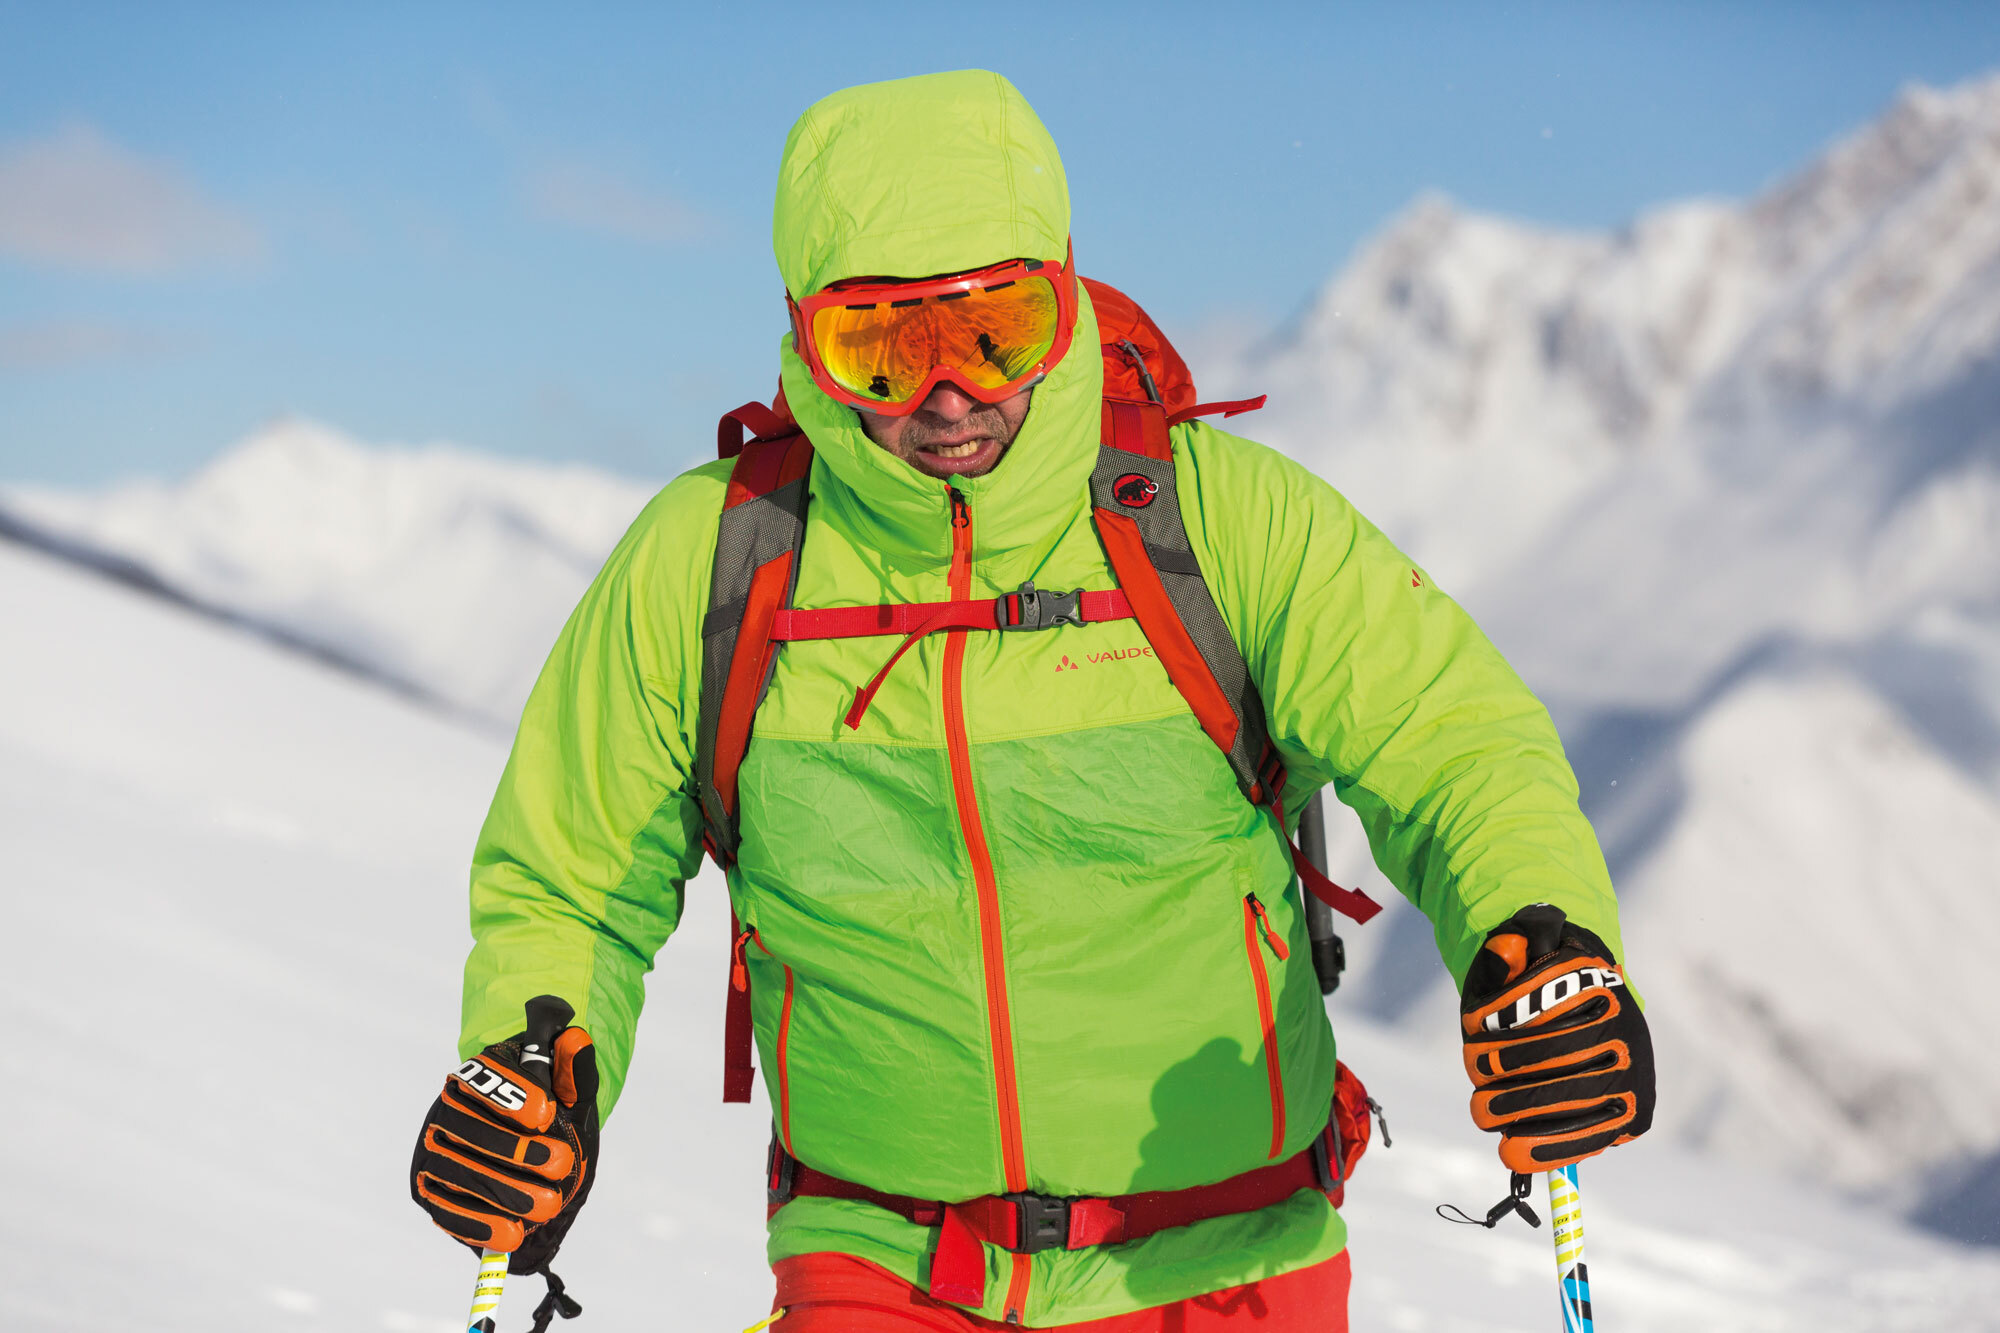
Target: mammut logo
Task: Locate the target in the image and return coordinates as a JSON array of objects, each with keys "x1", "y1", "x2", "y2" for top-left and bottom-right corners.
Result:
[
  {"x1": 454, "y1": 1058, "x2": 529, "y2": 1112},
  {"x1": 1112, "y1": 473, "x2": 1159, "y2": 508},
  {"x1": 1482, "y1": 966, "x2": 1624, "y2": 1032}
]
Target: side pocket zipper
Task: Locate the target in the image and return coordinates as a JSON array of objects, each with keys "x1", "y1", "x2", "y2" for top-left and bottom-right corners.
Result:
[
  {"x1": 1242, "y1": 893, "x2": 1289, "y2": 1159},
  {"x1": 736, "y1": 925, "x2": 798, "y2": 1155}
]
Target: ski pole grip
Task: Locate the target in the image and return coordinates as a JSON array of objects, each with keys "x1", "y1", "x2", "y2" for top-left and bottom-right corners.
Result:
[{"x1": 517, "y1": 994, "x2": 575, "y2": 1094}]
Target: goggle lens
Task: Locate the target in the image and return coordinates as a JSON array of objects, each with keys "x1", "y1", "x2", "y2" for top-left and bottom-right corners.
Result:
[{"x1": 810, "y1": 274, "x2": 1060, "y2": 405}]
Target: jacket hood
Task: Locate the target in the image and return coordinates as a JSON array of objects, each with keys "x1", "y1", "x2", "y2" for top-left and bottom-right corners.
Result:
[{"x1": 773, "y1": 70, "x2": 1102, "y2": 568}]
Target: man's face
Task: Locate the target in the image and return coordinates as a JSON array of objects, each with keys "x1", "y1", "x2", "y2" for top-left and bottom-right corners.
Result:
[{"x1": 857, "y1": 382, "x2": 1033, "y2": 480}]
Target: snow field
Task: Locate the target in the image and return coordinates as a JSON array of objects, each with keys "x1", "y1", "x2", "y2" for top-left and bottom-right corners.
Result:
[{"x1": 7, "y1": 517, "x2": 2000, "y2": 1329}]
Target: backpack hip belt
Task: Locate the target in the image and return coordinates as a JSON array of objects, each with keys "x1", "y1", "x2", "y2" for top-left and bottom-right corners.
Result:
[{"x1": 765, "y1": 1126, "x2": 1344, "y2": 1309}]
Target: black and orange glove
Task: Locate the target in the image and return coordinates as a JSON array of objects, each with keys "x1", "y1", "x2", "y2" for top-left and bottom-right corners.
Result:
[
  {"x1": 1459, "y1": 904, "x2": 1655, "y2": 1173},
  {"x1": 410, "y1": 995, "x2": 600, "y2": 1276}
]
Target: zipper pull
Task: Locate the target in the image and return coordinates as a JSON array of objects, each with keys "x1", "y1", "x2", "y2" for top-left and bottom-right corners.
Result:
[
  {"x1": 1366, "y1": 1094, "x2": 1393, "y2": 1149},
  {"x1": 731, "y1": 926, "x2": 755, "y2": 992},
  {"x1": 1247, "y1": 894, "x2": 1290, "y2": 961},
  {"x1": 948, "y1": 485, "x2": 969, "y2": 528}
]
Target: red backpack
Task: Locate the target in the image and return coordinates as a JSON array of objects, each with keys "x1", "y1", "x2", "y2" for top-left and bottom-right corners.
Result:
[{"x1": 697, "y1": 278, "x2": 1381, "y2": 1106}]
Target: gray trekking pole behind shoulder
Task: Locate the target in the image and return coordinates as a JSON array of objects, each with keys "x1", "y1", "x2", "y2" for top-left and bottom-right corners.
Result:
[{"x1": 1297, "y1": 793, "x2": 1346, "y2": 995}]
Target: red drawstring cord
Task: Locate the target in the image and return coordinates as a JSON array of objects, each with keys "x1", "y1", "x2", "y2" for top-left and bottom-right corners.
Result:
[{"x1": 842, "y1": 605, "x2": 961, "y2": 730}]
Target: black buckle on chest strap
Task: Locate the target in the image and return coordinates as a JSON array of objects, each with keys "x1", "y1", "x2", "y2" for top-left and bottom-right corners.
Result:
[
  {"x1": 1003, "y1": 1190, "x2": 1074, "y2": 1253},
  {"x1": 997, "y1": 580, "x2": 1084, "y2": 632}
]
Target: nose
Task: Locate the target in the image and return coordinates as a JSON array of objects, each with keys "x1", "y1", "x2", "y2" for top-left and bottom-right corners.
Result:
[{"x1": 918, "y1": 383, "x2": 978, "y2": 422}]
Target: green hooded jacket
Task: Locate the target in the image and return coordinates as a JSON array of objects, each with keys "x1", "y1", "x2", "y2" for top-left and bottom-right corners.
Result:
[{"x1": 461, "y1": 70, "x2": 1625, "y2": 1325}]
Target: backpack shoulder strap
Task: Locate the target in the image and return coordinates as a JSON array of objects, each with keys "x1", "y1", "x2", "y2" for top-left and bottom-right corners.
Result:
[
  {"x1": 1090, "y1": 404, "x2": 1283, "y2": 808},
  {"x1": 695, "y1": 423, "x2": 813, "y2": 1104},
  {"x1": 694, "y1": 428, "x2": 814, "y2": 867},
  {"x1": 1090, "y1": 405, "x2": 1382, "y2": 925}
]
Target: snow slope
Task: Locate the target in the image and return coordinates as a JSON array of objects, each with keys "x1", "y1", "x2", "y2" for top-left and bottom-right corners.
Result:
[
  {"x1": 0, "y1": 534, "x2": 763, "y2": 1332},
  {"x1": 7, "y1": 533, "x2": 2000, "y2": 1330},
  {"x1": 0, "y1": 418, "x2": 659, "y2": 726}
]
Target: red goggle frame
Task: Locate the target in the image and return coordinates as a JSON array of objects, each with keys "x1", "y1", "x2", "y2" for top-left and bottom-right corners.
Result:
[{"x1": 788, "y1": 243, "x2": 1078, "y2": 416}]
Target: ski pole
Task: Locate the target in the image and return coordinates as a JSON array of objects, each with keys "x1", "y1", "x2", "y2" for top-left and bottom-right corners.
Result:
[
  {"x1": 1547, "y1": 1165, "x2": 1593, "y2": 1332},
  {"x1": 466, "y1": 1247, "x2": 509, "y2": 1333},
  {"x1": 461, "y1": 995, "x2": 577, "y2": 1333}
]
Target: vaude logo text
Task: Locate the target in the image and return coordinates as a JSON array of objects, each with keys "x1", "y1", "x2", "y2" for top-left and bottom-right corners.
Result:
[{"x1": 1056, "y1": 646, "x2": 1156, "y2": 672}]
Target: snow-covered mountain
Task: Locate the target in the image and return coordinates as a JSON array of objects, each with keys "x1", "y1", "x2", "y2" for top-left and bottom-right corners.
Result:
[
  {"x1": 5, "y1": 72, "x2": 1998, "y2": 1246},
  {"x1": 1219, "y1": 72, "x2": 2000, "y2": 1227},
  {"x1": 0, "y1": 418, "x2": 659, "y2": 726},
  {"x1": 1241, "y1": 72, "x2": 2000, "y2": 596},
  {"x1": 8, "y1": 532, "x2": 1999, "y2": 1331}
]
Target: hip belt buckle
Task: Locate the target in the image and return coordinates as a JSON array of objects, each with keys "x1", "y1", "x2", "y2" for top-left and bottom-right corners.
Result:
[{"x1": 1003, "y1": 1190, "x2": 1075, "y2": 1253}]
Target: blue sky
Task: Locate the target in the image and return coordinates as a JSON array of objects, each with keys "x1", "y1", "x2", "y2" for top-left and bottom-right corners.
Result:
[{"x1": 4, "y1": 1, "x2": 1999, "y2": 485}]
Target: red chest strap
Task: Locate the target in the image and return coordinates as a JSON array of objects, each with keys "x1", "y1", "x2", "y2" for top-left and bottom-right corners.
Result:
[{"x1": 773, "y1": 582, "x2": 1134, "y2": 730}]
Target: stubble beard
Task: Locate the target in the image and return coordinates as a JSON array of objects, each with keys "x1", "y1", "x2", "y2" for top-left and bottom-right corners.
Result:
[
  {"x1": 896, "y1": 406, "x2": 1014, "y2": 457},
  {"x1": 868, "y1": 403, "x2": 1021, "y2": 478}
]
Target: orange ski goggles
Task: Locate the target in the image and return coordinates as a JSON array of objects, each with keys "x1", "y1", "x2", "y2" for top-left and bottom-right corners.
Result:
[{"x1": 789, "y1": 245, "x2": 1078, "y2": 416}]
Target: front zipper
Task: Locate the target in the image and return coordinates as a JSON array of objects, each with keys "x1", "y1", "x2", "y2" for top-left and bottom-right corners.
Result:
[
  {"x1": 732, "y1": 924, "x2": 798, "y2": 1155},
  {"x1": 940, "y1": 485, "x2": 1034, "y2": 1323},
  {"x1": 1242, "y1": 893, "x2": 1289, "y2": 1160}
]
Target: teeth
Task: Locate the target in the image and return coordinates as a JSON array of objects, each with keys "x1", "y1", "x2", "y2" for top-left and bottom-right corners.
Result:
[{"x1": 926, "y1": 440, "x2": 982, "y2": 458}]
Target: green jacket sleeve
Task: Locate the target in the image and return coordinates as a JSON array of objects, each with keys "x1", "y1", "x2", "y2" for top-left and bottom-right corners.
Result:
[
  {"x1": 1180, "y1": 422, "x2": 1625, "y2": 987},
  {"x1": 459, "y1": 461, "x2": 730, "y2": 1119}
]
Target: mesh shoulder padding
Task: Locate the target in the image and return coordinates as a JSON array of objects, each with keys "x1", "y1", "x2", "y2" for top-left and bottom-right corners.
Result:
[
  {"x1": 694, "y1": 434, "x2": 812, "y2": 860},
  {"x1": 1089, "y1": 415, "x2": 1278, "y2": 807}
]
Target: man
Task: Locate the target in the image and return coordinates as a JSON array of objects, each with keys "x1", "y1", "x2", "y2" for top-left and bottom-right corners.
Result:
[{"x1": 411, "y1": 70, "x2": 1653, "y2": 1331}]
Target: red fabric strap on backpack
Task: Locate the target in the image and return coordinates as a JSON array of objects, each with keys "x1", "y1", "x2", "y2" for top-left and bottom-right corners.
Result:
[
  {"x1": 1093, "y1": 400, "x2": 1382, "y2": 924},
  {"x1": 772, "y1": 589, "x2": 1132, "y2": 640},
  {"x1": 723, "y1": 427, "x2": 812, "y2": 510},
  {"x1": 711, "y1": 555, "x2": 793, "y2": 819},
  {"x1": 1292, "y1": 843, "x2": 1383, "y2": 923},
  {"x1": 1101, "y1": 399, "x2": 1172, "y2": 460},
  {"x1": 768, "y1": 589, "x2": 1134, "y2": 730},
  {"x1": 1092, "y1": 509, "x2": 1244, "y2": 763},
  {"x1": 1271, "y1": 792, "x2": 1382, "y2": 923},
  {"x1": 704, "y1": 433, "x2": 815, "y2": 855},
  {"x1": 719, "y1": 398, "x2": 794, "y2": 459},
  {"x1": 723, "y1": 913, "x2": 756, "y2": 1102},
  {"x1": 701, "y1": 432, "x2": 813, "y2": 1101},
  {"x1": 1166, "y1": 395, "x2": 1268, "y2": 428}
]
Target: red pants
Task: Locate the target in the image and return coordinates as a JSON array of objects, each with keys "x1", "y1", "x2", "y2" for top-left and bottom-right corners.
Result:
[{"x1": 771, "y1": 1251, "x2": 1350, "y2": 1332}]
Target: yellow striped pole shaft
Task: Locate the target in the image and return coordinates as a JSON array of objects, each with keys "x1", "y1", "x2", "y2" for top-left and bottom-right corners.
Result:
[
  {"x1": 1547, "y1": 1165, "x2": 1594, "y2": 1331},
  {"x1": 466, "y1": 1247, "x2": 509, "y2": 1332}
]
